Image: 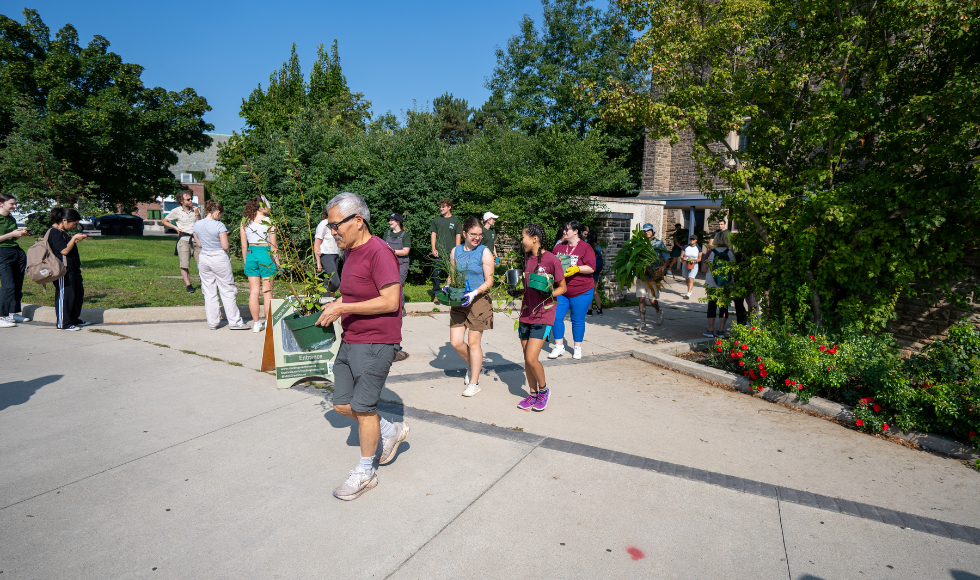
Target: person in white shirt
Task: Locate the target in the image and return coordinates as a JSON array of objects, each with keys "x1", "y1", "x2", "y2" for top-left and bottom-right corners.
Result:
[
  {"x1": 314, "y1": 204, "x2": 343, "y2": 293},
  {"x1": 161, "y1": 191, "x2": 201, "y2": 293},
  {"x1": 241, "y1": 196, "x2": 279, "y2": 333},
  {"x1": 681, "y1": 234, "x2": 703, "y2": 299},
  {"x1": 193, "y1": 201, "x2": 249, "y2": 331}
]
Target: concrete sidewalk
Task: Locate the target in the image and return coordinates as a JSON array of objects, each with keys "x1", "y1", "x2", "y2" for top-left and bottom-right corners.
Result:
[{"x1": 2, "y1": 315, "x2": 979, "y2": 578}]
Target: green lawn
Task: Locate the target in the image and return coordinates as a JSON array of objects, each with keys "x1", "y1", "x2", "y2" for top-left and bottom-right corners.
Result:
[{"x1": 13, "y1": 235, "x2": 438, "y2": 309}]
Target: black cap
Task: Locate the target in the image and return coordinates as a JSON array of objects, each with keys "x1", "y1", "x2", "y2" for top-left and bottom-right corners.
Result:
[{"x1": 388, "y1": 212, "x2": 404, "y2": 223}]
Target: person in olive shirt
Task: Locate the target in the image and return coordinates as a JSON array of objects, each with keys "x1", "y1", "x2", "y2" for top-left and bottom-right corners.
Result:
[
  {"x1": 429, "y1": 198, "x2": 461, "y2": 291},
  {"x1": 482, "y1": 212, "x2": 499, "y2": 263},
  {"x1": 0, "y1": 193, "x2": 30, "y2": 328}
]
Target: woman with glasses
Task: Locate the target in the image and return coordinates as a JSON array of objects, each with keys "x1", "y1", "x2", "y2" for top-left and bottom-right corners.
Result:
[
  {"x1": 548, "y1": 220, "x2": 596, "y2": 360},
  {"x1": 446, "y1": 216, "x2": 494, "y2": 397}
]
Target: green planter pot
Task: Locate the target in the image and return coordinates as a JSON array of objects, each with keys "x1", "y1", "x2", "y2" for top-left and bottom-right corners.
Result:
[
  {"x1": 528, "y1": 273, "x2": 554, "y2": 293},
  {"x1": 434, "y1": 287, "x2": 466, "y2": 307},
  {"x1": 557, "y1": 254, "x2": 573, "y2": 271},
  {"x1": 283, "y1": 311, "x2": 336, "y2": 351}
]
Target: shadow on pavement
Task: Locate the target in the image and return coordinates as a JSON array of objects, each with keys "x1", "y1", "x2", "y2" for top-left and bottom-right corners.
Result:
[
  {"x1": 950, "y1": 571, "x2": 980, "y2": 580},
  {"x1": 484, "y1": 351, "x2": 528, "y2": 398},
  {"x1": 0, "y1": 374, "x2": 63, "y2": 411}
]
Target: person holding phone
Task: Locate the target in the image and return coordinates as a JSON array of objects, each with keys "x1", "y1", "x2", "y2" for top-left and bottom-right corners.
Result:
[
  {"x1": 47, "y1": 207, "x2": 89, "y2": 330},
  {"x1": 0, "y1": 193, "x2": 30, "y2": 328}
]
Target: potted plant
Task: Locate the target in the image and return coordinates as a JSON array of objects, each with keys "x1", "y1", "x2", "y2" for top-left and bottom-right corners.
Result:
[
  {"x1": 611, "y1": 225, "x2": 667, "y2": 300},
  {"x1": 432, "y1": 251, "x2": 469, "y2": 306},
  {"x1": 233, "y1": 141, "x2": 335, "y2": 352}
]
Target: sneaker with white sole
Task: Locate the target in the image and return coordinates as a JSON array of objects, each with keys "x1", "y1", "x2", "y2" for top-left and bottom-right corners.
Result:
[
  {"x1": 532, "y1": 388, "x2": 550, "y2": 411},
  {"x1": 210, "y1": 326, "x2": 217, "y2": 330},
  {"x1": 378, "y1": 422, "x2": 409, "y2": 464},
  {"x1": 333, "y1": 469, "x2": 378, "y2": 501},
  {"x1": 572, "y1": 346, "x2": 582, "y2": 359},
  {"x1": 252, "y1": 320, "x2": 265, "y2": 333},
  {"x1": 635, "y1": 323, "x2": 646, "y2": 331},
  {"x1": 462, "y1": 382, "x2": 481, "y2": 397},
  {"x1": 683, "y1": 293, "x2": 691, "y2": 299},
  {"x1": 76, "y1": 320, "x2": 92, "y2": 327},
  {"x1": 10, "y1": 314, "x2": 29, "y2": 323},
  {"x1": 62, "y1": 325, "x2": 80, "y2": 331},
  {"x1": 656, "y1": 311, "x2": 664, "y2": 325},
  {"x1": 517, "y1": 393, "x2": 537, "y2": 410},
  {"x1": 0, "y1": 317, "x2": 15, "y2": 328},
  {"x1": 548, "y1": 345, "x2": 565, "y2": 359},
  {"x1": 703, "y1": 330, "x2": 715, "y2": 337},
  {"x1": 228, "y1": 323, "x2": 250, "y2": 330}
]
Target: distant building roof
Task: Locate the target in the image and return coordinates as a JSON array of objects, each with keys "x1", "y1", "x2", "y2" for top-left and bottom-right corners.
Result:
[{"x1": 169, "y1": 133, "x2": 231, "y2": 181}]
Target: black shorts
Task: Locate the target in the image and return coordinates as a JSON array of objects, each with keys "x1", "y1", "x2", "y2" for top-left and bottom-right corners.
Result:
[
  {"x1": 517, "y1": 322, "x2": 552, "y2": 341},
  {"x1": 331, "y1": 341, "x2": 400, "y2": 413}
]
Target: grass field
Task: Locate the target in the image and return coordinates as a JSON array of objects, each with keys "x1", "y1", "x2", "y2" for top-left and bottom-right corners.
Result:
[{"x1": 14, "y1": 236, "x2": 436, "y2": 309}]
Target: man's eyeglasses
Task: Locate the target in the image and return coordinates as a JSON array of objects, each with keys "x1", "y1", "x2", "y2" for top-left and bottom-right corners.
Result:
[{"x1": 327, "y1": 214, "x2": 359, "y2": 231}]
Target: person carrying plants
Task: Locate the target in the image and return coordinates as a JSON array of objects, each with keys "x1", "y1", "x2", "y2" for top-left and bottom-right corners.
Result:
[
  {"x1": 635, "y1": 223, "x2": 671, "y2": 330},
  {"x1": 193, "y1": 200, "x2": 249, "y2": 331},
  {"x1": 513, "y1": 223, "x2": 566, "y2": 411},
  {"x1": 681, "y1": 234, "x2": 704, "y2": 299},
  {"x1": 241, "y1": 196, "x2": 279, "y2": 333},
  {"x1": 313, "y1": 192, "x2": 408, "y2": 501},
  {"x1": 482, "y1": 212, "x2": 499, "y2": 264},
  {"x1": 444, "y1": 216, "x2": 495, "y2": 397},
  {"x1": 314, "y1": 203, "x2": 343, "y2": 294},
  {"x1": 429, "y1": 198, "x2": 461, "y2": 292},
  {"x1": 47, "y1": 208, "x2": 89, "y2": 330},
  {"x1": 548, "y1": 220, "x2": 596, "y2": 360},
  {"x1": 704, "y1": 230, "x2": 737, "y2": 338},
  {"x1": 0, "y1": 193, "x2": 30, "y2": 328},
  {"x1": 161, "y1": 191, "x2": 201, "y2": 293}
]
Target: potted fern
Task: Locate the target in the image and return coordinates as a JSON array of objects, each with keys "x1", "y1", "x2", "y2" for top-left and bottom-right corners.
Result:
[{"x1": 612, "y1": 225, "x2": 668, "y2": 300}]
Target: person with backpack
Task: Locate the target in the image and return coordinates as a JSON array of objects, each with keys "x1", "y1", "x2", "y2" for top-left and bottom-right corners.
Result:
[
  {"x1": 0, "y1": 193, "x2": 30, "y2": 328},
  {"x1": 704, "y1": 230, "x2": 736, "y2": 337},
  {"x1": 47, "y1": 208, "x2": 89, "y2": 331},
  {"x1": 635, "y1": 223, "x2": 671, "y2": 330}
]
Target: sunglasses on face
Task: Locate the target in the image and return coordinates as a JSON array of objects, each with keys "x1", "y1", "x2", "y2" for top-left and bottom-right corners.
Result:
[{"x1": 327, "y1": 214, "x2": 359, "y2": 231}]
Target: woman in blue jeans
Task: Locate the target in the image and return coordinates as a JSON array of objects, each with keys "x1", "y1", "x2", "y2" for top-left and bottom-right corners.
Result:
[{"x1": 548, "y1": 220, "x2": 596, "y2": 360}]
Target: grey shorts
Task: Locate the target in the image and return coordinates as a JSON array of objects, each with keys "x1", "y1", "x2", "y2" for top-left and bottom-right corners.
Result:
[{"x1": 332, "y1": 341, "x2": 400, "y2": 413}]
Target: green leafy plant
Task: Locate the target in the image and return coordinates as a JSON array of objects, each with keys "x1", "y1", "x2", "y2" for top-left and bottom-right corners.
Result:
[{"x1": 611, "y1": 225, "x2": 666, "y2": 299}]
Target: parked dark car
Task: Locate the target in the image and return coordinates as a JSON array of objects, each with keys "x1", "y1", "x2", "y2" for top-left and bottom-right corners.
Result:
[{"x1": 95, "y1": 214, "x2": 144, "y2": 236}]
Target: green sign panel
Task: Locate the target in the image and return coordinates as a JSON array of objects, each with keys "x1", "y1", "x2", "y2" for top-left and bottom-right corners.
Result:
[{"x1": 270, "y1": 298, "x2": 341, "y2": 389}]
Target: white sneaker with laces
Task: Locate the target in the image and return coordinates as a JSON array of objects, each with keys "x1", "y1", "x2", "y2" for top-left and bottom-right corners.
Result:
[
  {"x1": 0, "y1": 317, "x2": 15, "y2": 328},
  {"x1": 548, "y1": 345, "x2": 565, "y2": 359},
  {"x1": 228, "y1": 323, "x2": 250, "y2": 330},
  {"x1": 252, "y1": 320, "x2": 265, "y2": 333},
  {"x1": 573, "y1": 346, "x2": 582, "y2": 360},
  {"x1": 333, "y1": 469, "x2": 378, "y2": 501},
  {"x1": 462, "y1": 382, "x2": 481, "y2": 397},
  {"x1": 10, "y1": 314, "x2": 29, "y2": 323},
  {"x1": 62, "y1": 325, "x2": 80, "y2": 331},
  {"x1": 378, "y1": 422, "x2": 409, "y2": 464}
]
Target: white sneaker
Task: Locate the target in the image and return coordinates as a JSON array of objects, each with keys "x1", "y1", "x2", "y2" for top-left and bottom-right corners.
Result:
[
  {"x1": 462, "y1": 382, "x2": 481, "y2": 397},
  {"x1": 573, "y1": 346, "x2": 582, "y2": 360},
  {"x1": 62, "y1": 325, "x2": 81, "y2": 331},
  {"x1": 10, "y1": 314, "x2": 29, "y2": 323},
  {"x1": 378, "y1": 421, "x2": 409, "y2": 464},
  {"x1": 548, "y1": 344, "x2": 565, "y2": 359},
  {"x1": 683, "y1": 293, "x2": 691, "y2": 299},
  {"x1": 252, "y1": 320, "x2": 265, "y2": 333},
  {"x1": 76, "y1": 320, "x2": 92, "y2": 327},
  {"x1": 228, "y1": 323, "x2": 250, "y2": 330},
  {"x1": 0, "y1": 317, "x2": 15, "y2": 328},
  {"x1": 657, "y1": 310, "x2": 664, "y2": 325}
]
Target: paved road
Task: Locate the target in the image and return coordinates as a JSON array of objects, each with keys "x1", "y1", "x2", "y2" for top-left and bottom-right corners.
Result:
[{"x1": 2, "y1": 317, "x2": 979, "y2": 579}]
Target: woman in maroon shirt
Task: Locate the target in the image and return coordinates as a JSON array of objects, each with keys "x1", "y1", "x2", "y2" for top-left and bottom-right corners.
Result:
[{"x1": 548, "y1": 220, "x2": 596, "y2": 360}]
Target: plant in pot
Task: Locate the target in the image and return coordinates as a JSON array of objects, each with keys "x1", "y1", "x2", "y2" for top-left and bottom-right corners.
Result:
[
  {"x1": 611, "y1": 225, "x2": 668, "y2": 301},
  {"x1": 233, "y1": 141, "x2": 335, "y2": 352},
  {"x1": 432, "y1": 250, "x2": 470, "y2": 307}
]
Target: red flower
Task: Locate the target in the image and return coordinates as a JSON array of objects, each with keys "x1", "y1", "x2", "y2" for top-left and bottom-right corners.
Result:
[
  {"x1": 731, "y1": 353, "x2": 736, "y2": 358},
  {"x1": 717, "y1": 347, "x2": 723, "y2": 352},
  {"x1": 739, "y1": 361, "x2": 745, "y2": 367},
  {"x1": 873, "y1": 404, "x2": 881, "y2": 412},
  {"x1": 758, "y1": 363, "x2": 764, "y2": 369},
  {"x1": 784, "y1": 379, "x2": 792, "y2": 386},
  {"x1": 786, "y1": 333, "x2": 790, "y2": 337},
  {"x1": 757, "y1": 357, "x2": 762, "y2": 362},
  {"x1": 737, "y1": 352, "x2": 744, "y2": 358},
  {"x1": 741, "y1": 344, "x2": 749, "y2": 351},
  {"x1": 797, "y1": 384, "x2": 803, "y2": 391},
  {"x1": 829, "y1": 347, "x2": 838, "y2": 355},
  {"x1": 760, "y1": 370, "x2": 768, "y2": 377},
  {"x1": 809, "y1": 334, "x2": 815, "y2": 340},
  {"x1": 969, "y1": 431, "x2": 976, "y2": 438},
  {"x1": 855, "y1": 419, "x2": 864, "y2": 427},
  {"x1": 882, "y1": 423, "x2": 889, "y2": 431},
  {"x1": 751, "y1": 327, "x2": 756, "y2": 330},
  {"x1": 716, "y1": 339, "x2": 722, "y2": 345},
  {"x1": 819, "y1": 345, "x2": 826, "y2": 351},
  {"x1": 868, "y1": 397, "x2": 875, "y2": 403},
  {"x1": 743, "y1": 372, "x2": 749, "y2": 377},
  {"x1": 735, "y1": 341, "x2": 740, "y2": 346}
]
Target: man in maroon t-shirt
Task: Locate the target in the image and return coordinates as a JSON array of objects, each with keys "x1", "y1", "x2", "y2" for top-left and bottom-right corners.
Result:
[{"x1": 314, "y1": 192, "x2": 408, "y2": 501}]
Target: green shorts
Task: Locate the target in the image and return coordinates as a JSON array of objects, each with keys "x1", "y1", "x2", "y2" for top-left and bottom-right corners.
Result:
[
  {"x1": 517, "y1": 322, "x2": 552, "y2": 341},
  {"x1": 244, "y1": 246, "x2": 278, "y2": 278}
]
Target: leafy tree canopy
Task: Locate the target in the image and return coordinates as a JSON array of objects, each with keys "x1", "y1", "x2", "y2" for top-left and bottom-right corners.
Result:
[
  {"x1": 0, "y1": 8, "x2": 213, "y2": 209},
  {"x1": 600, "y1": 0, "x2": 980, "y2": 330}
]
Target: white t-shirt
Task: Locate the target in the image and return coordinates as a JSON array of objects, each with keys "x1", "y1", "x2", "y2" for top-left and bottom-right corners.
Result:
[
  {"x1": 682, "y1": 244, "x2": 702, "y2": 262},
  {"x1": 314, "y1": 219, "x2": 340, "y2": 255}
]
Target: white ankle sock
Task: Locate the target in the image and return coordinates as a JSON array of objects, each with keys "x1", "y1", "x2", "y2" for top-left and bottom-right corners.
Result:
[
  {"x1": 379, "y1": 417, "x2": 395, "y2": 439},
  {"x1": 358, "y1": 456, "x2": 374, "y2": 473}
]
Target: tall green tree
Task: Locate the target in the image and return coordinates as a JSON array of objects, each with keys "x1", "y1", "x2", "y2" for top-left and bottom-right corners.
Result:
[
  {"x1": 601, "y1": 0, "x2": 980, "y2": 329},
  {"x1": 432, "y1": 92, "x2": 475, "y2": 145},
  {"x1": 0, "y1": 9, "x2": 213, "y2": 209}
]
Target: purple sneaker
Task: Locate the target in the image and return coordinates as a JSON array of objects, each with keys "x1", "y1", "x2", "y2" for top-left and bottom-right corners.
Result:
[
  {"x1": 518, "y1": 393, "x2": 536, "y2": 410},
  {"x1": 532, "y1": 389, "x2": 550, "y2": 412}
]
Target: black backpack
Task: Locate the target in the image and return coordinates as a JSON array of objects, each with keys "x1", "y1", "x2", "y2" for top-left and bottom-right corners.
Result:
[{"x1": 710, "y1": 248, "x2": 734, "y2": 286}]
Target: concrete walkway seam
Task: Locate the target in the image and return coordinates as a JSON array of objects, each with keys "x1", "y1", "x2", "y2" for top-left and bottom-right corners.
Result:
[
  {"x1": 383, "y1": 350, "x2": 635, "y2": 385},
  {"x1": 633, "y1": 341, "x2": 979, "y2": 462},
  {"x1": 293, "y1": 384, "x2": 980, "y2": 547}
]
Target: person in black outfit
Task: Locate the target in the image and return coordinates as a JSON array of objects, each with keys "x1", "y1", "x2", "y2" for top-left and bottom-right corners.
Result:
[{"x1": 47, "y1": 208, "x2": 89, "y2": 330}]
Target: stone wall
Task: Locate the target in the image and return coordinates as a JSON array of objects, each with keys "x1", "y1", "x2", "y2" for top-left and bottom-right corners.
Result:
[
  {"x1": 592, "y1": 212, "x2": 634, "y2": 295},
  {"x1": 641, "y1": 129, "x2": 728, "y2": 194},
  {"x1": 886, "y1": 249, "x2": 980, "y2": 352}
]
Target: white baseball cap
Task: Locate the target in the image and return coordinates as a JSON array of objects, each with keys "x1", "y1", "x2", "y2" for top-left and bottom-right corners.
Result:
[{"x1": 483, "y1": 212, "x2": 499, "y2": 220}]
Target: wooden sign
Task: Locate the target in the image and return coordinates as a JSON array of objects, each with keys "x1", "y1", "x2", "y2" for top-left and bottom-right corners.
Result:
[{"x1": 269, "y1": 298, "x2": 341, "y2": 390}]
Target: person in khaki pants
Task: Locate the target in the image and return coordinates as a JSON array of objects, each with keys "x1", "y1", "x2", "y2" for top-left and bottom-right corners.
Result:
[
  {"x1": 193, "y1": 201, "x2": 248, "y2": 330},
  {"x1": 162, "y1": 191, "x2": 201, "y2": 293}
]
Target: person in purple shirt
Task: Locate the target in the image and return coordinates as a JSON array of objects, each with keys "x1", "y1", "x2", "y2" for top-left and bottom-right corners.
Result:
[{"x1": 314, "y1": 192, "x2": 409, "y2": 501}]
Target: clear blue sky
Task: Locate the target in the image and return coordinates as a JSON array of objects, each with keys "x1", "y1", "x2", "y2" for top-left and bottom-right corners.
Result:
[{"x1": 7, "y1": 0, "x2": 545, "y2": 134}]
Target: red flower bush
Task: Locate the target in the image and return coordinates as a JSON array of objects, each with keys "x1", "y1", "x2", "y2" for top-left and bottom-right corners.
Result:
[
  {"x1": 873, "y1": 404, "x2": 882, "y2": 412},
  {"x1": 739, "y1": 361, "x2": 745, "y2": 367},
  {"x1": 856, "y1": 419, "x2": 864, "y2": 427},
  {"x1": 883, "y1": 423, "x2": 889, "y2": 431}
]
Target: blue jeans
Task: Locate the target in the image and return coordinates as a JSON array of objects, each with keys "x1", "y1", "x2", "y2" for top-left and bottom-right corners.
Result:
[{"x1": 553, "y1": 289, "x2": 594, "y2": 343}]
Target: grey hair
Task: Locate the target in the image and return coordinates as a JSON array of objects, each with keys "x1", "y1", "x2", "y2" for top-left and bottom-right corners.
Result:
[
  {"x1": 713, "y1": 230, "x2": 731, "y2": 248},
  {"x1": 325, "y1": 191, "x2": 370, "y2": 223}
]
